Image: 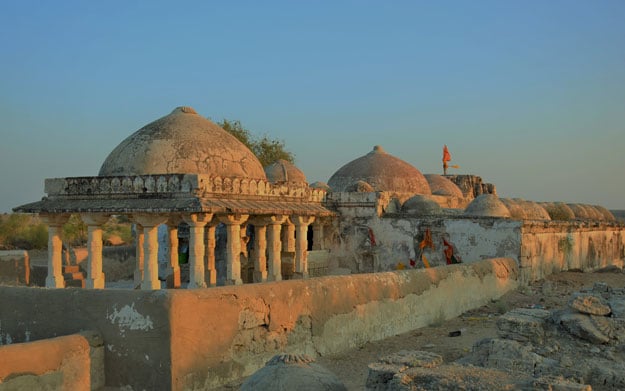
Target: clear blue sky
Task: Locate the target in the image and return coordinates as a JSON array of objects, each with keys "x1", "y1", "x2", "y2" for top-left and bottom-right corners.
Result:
[{"x1": 1, "y1": 0, "x2": 624, "y2": 212}]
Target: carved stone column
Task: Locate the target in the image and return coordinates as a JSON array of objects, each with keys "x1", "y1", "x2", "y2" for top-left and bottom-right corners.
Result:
[
  {"x1": 134, "y1": 224, "x2": 144, "y2": 288},
  {"x1": 249, "y1": 217, "x2": 270, "y2": 283},
  {"x1": 205, "y1": 220, "x2": 219, "y2": 287},
  {"x1": 266, "y1": 215, "x2": 287, "y2": 281},
  {"x1": 167, "y1": 216, "x2": 181, "y2": 289},
  {"x1": 134, "y1": 214, "x2": 168, "y2": 290},
  {"x1": 183, "y1": 213, "x2": 212, "y2": 289},
  {"x1": 282, "y1": 219, "x2": 296, "y2": 252},
  {"x1": 312, "y1": 220, "x2": 325, "y2": 250},
  {"x1": 218, "y1": 214, "x2": 249, "y2": 285},
  {"x1": 40, "y1": 214, "x2": 69, "y2": 288},
  {"x1": 81, "y1": 213, "x2": 110, "y2": 289},
  {"x1": 292, "y1": 215, "x2": 316, "y2": 279}
]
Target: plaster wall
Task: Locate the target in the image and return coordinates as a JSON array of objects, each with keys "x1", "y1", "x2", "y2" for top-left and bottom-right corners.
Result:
[
  {"x1": 0, "y1": 288, "x2": 171, "y2": 389},
  {"x1": 168, "y1": 258, "x2": 518, "y2": 389},
  {"x1": 0, "y1": 331, "x2": 104, "y2": 391}
]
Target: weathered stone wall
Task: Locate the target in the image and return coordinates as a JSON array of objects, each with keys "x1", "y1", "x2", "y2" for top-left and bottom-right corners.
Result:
[
  {"x1": 0, "y1": 258, "x2": 518, "y2": 390},
  {"x1": 519, "y1": 221, "x2": 625, "y2": 283},
  {"x1": 0, "y1": 288, "x2": 172, "y2": 389},
  {"x1": 168, "y1": 258, "x2": 518, "y2": 389},
  {"x1": 0, "y1": 250, "x2": 29, "y2": 286},
  {"x1": 0, "y1": 331, "x2": 104, "y2": 391}
]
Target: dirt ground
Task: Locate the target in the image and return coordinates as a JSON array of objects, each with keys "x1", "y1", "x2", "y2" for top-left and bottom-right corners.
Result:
[{"x1": 290, "y1": 270, "x2": 625, "y2": 390}]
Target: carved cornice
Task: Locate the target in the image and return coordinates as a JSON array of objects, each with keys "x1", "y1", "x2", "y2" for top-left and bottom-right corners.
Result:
[{"x1": 44, "y1": 174, "x2": 326, "y2": 203}]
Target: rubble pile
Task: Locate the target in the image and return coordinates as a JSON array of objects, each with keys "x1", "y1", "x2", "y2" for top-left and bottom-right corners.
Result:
[{"x1": 367, "y1": 282, "x2": 625, "y2": 390}]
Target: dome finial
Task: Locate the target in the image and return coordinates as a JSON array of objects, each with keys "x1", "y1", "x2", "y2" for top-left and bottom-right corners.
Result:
[
  {"x1": 171, "y1": 106, "x2": 198, "y2": 115},
  {"x1": 372, "y1": 145, "x2": 386, "y2": 154}
]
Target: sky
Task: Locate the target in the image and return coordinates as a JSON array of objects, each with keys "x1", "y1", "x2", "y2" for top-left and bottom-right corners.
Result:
[{"x1": 1, "y1": 0, "x2": 624, "y2": 212}]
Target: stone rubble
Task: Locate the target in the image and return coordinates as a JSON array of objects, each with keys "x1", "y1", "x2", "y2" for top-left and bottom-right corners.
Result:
[{"x1": 367, "y1": 281, "x2": 625, "y2": 391}]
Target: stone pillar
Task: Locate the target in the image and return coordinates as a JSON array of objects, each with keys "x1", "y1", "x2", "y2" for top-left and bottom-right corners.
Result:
[
  {"x1": 205, "y1": 221, "x2": 218, "y2": 287},
  {"x1": 249, "y1": 218, "x2": 270, "y2": 283},
  {"x1": 292, "y1": 215, "x2": 316, "y2": 279},
  {"x1": 183, "y1": 213, "x2": 212, "y2": 289},
  {"x1": 134, "y1": 214, "x2": 168, "y2": 290},
  {"x1": 282, "y1": 219, "x2": 296, "y2": 252},
  {"x1": 312, "y1": 220, "x2": 325, "y2": 250},
  {"x1": 167, "y1": 220, "x2": 180, "y2": 289},
  {"x1": 134, "y1": 224, "x2": 144, "y2": 288},
  {"x1": 40, "y1": 214, "x2": 69, "y2": 288},
  {"x1": 81, "y1": 214, "x2": 110, "y2": 289},
  {"x1": 266, "y1": 215, "x2": 287, "y2": 281},
  {"x1": 218, "y1": 214, "x2": 249, "y2": 285}
]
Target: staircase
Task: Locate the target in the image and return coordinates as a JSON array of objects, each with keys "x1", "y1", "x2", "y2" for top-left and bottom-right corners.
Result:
[{"x1": 63, "y1": 265, "x2": 86, "y2": 288}]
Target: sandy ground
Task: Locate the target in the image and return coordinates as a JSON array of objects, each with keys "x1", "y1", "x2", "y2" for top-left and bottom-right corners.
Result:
[{"x1": 229, "y1": 269, "x2": 625, "y2": 390}]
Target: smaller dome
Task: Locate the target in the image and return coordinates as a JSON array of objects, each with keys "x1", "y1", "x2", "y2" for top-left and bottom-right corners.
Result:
[
  {"x1": 402, "y1": 195, "x2": 442, "y2": 216},
  {"x1": 583, "y1": 205, "x2": 604, "y2": 221},
  {"x1": 264, "y1": 159, "x2": 307, "y2": 183},
  {"x1": 310, "y1": 181, "x2": 331, "y2": 191},
  {"x1": 567, "y1": 203, "x2": 591, "y2": 220},
  {"x1": 464, "y1": 194, "x2": 511, "y2": 218},
  {"x1": 500, "y1": 198, "x2": 526, "y2": 219},
  {"x1": 328, "y1": 146, "x2": 431, "y2": 194},
  {"x1": 593, "y1": 205, "x2": 616, "y2": 221},
  {"x1": 345, "y1": 180, "x2": 374, "y2": 192},
  {"x1": 518, "y1": 200, "x2": 551, "y2": 220},
  {"x1": 241, "y1": 354, "x2": 346, "y2": 391},
  {"x1": 542, "y1": 202, "x2": 575, "y2": 221},
  {"x1": 424, "y1": 174, "x2": 463, "y2": 198}
]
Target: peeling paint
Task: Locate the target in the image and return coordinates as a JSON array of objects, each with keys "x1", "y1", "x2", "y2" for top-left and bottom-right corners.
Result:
[{"x1": 107, "y1": 303, "x2": 154, "y2": 334}]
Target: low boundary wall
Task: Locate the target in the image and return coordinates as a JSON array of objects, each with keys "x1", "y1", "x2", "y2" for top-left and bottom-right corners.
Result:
[
  {"x1": 0, "y1": 257, "x2": 518, "y2": 390},
  {"x1": 0, "y1": 331, "x2": 104, "y2": 390}
]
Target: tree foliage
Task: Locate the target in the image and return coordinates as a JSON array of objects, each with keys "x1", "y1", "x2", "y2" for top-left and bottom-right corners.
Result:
[{"x1": 218, "y1": 119, "x2": 295, "y2": 167}]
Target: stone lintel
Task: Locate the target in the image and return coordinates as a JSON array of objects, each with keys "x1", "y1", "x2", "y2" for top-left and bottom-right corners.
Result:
[
  {"x1": 81, "y1": 213, "x2": 110, "y2": 226},
  {"x1": 39, "y1": 213, "x2": 70, "y2": 226},
  {"x1": 133, "y1": 214, "x2": 169, "y2": 228}
]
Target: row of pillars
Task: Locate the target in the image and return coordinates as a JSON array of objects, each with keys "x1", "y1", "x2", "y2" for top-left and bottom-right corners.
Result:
[{"x1": 40, "y1": 213, "x2": 322, "y2": 290}]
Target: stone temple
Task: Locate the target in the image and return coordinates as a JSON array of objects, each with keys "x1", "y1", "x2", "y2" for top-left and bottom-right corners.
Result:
[{"x1": 3, "y1": 107, "x2": 624, "y2": 390}]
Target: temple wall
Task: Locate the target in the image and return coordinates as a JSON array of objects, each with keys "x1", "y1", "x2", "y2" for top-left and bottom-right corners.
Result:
[
  {"x1": 0, "y1": 258, "x2": 518, "y2": 390},
  {"x1": 519, "y1": 222, "x2": 625, "y2": 283}
]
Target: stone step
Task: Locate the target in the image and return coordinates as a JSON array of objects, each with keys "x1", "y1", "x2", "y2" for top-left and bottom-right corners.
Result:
[
  {"x1": 63, "y1": 265, "x2": 81, "y2": 273},
  {"x1": 64, "y1": 272, "x2": 85, "y2": 280}
]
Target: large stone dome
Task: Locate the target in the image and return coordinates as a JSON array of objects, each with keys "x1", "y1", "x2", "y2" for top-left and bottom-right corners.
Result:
[
  {"x1": 327, "y1": 146, "x2": 431, "y2": 194},
  {"x1": 99, "y1": 107, "x2": 267, "y2": 180}
]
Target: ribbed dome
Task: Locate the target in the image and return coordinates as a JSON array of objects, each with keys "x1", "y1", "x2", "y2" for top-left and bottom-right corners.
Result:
[
  {"x1": 264, "y1": 159, "x2": 307, "y2": 183},
  {"x1": 99, "y1": 107, "x2": 267, "y2": 180},
  {"x1": 424, "y1": 174, "x2": 463, "y2": 197},
  {"x1": 328, "y1": 146, "x2": 431, "y2": 194}
]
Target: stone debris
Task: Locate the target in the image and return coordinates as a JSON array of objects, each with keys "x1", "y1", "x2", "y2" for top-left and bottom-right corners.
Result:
[
  {"x1": 496, "y1": 308, "x2": 551, "y2": 344},
  {"x1": 568, "y1": 294, "x2": 611, "y2": 316},
  {"x1": 369, "y1": 283, "x2": 625, "y2": 390},
  {"x1": 241, "y1": 353, "x2": 347, "y2": 391}
]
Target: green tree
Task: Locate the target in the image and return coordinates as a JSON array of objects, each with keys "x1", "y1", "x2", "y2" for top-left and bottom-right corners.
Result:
[{"x1": 217, "y1": 119, "x2": 295, "y2": 167}]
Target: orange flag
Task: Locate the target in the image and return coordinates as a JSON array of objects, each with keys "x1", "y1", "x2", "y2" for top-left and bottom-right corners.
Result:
[{"x1": 442, "y1": 145, "x2": 451, "y2": 162}]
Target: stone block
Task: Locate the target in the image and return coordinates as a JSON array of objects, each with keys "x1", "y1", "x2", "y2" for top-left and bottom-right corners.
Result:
[
  {"x1": 497, "y1": 308, "x2": 551, "y2": 344},
  {"x1": 0, "y1": 250, "x2": 30, "y2": 285}
]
